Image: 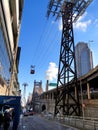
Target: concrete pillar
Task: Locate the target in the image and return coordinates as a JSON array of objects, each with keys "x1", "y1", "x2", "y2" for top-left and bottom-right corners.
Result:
[
  {"x1": 87, "y1": 82, "x2": 91, "y2": 99},
  {"x1": 52, "y1": 92, "x2": 53, "y2": 100},
  {"x1": 51, "y1": 93, "x2": 52, "y2": 99},
  {"x1": 74, "y1": 86, "x2": 77, "y2": 100},
  {"x1": 46, "y1": 80, "x2": 49, "y2": 92},
  {"x1": 66, "y1": 93, "x2": 68, "y2": 100}
]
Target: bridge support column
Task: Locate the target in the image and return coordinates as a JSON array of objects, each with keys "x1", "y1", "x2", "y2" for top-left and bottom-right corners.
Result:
[
  {"x1": 87, "y1": 82, "x2": 91, "y2": 99},
  {"x1": 74, "y1": 86, "x2": 77, "y2": 100}
]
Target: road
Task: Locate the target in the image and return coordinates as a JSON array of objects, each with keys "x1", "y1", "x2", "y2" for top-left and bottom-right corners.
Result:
[{"x1": 18, "y1": 114, "x2": 80, "y2": 130}]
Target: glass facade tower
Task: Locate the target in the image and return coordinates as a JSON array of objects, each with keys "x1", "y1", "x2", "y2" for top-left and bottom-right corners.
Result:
[{"x1": 75, "y1": 42, "x2": 93, "y2": 77}]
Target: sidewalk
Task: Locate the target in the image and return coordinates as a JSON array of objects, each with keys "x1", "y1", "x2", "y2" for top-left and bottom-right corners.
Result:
[{"x1": 9, "y1": 115, "x2": 23, "y2": 130}]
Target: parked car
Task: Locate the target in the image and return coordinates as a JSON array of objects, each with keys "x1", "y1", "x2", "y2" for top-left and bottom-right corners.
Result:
[{"x1": 23, "y1": 111, "x2": 35, "y2": 116}]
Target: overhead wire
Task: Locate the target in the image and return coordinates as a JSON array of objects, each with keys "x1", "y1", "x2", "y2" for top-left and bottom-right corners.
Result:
[
  {"x1": 30, "y1": 6, "x2": 62, "y2": 79},
  {"x1": 37, "y1": 29, "x2": 61, "y2": 72},
  {"x1": 38, "y1": 30, "x2": 60, "y2": 68},
  {"x1": 31, "y1": 20, "x2": 59, "y2": 69},
  {"x1": 36, "y1": 26, "x2": 58, "y2": 66},
  {"x1": 31, "y1": 20, "x2": 48, "y2": 65},
  {"x1": 31, "y1": 19, "x2": 55, "y2": 66}
]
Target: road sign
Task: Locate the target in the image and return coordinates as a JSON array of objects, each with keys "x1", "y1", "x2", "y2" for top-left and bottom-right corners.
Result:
[{"x1": 48, "y1": 83, "x2": 57, "y2": 86}]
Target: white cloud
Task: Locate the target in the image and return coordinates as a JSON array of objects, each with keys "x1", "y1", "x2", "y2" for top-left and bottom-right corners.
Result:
[
  {"x1": 77, "y1": 12, "x2": 87, "y2": 21},
  {"x1": 73, "y1": 12, "x2": 91, "y2": 32},
  {"x1": 46, "y1": 62, "x2": 58, "y2": 81},
  {"x1": 73, "y1": 20, "x2": 91, "y2": 32},
  {"x1": 52, "y1": 20, "x2": 55, "y2": 24},
  {"x1": 94, "y1": 19, "x2": 98, "y2": 27},
  {"x1": 58, "y1": 19, "x2": 62, "y2": 31}
]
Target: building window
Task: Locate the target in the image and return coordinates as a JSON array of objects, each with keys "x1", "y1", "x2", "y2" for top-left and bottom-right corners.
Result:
[{"x1": 0, "y1": 24, "x2": 10, "y2": 82}]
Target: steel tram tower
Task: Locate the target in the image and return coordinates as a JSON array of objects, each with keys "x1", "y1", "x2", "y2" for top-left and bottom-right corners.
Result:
[
  {"x1": 22, "y1": 83, "x2": 28, "y2": 107},
  {"x1": 47, "y1": 0, "x2": 93, "y2": 116}
]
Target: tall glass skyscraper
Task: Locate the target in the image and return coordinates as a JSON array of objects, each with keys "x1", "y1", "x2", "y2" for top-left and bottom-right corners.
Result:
[{"x1": 75, "y1": 42, "x2": 93, "y2": 77}]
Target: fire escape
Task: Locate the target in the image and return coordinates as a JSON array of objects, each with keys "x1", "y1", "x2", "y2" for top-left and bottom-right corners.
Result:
[{"x1": 47, "y1": 0, "x2": 93, "y2": 116}]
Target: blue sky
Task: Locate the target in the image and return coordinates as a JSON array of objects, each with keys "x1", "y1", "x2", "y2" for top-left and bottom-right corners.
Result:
[{"x1": 18, "y1": 0, "x2": 98, "y2": 100}]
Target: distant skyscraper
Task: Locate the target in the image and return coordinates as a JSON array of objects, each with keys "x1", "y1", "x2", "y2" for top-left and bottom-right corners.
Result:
[{"x1": 75, "y1": 42, "x2": 93, "y2": 77}]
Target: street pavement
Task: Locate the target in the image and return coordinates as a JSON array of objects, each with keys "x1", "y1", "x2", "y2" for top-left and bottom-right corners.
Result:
[
  {"x1": 16, "y1": 114, "x2": 80, "y2": 130},
  {"x1": 0, "y1": 114, "x2": 81, "y2": 130}
]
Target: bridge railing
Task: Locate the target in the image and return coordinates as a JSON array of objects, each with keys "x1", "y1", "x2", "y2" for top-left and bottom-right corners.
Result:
[
  {"x1": 55, "y1": 115, "x2": 98, "y2": 130},
  {"x1": 43, "y1": 113, "x2": 98, "y2": 130}
]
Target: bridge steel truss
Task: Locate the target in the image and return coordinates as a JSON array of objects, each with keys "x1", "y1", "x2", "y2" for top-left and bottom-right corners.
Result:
[{"x1": 47, "y1": 0, "x2": 93, "y2": 116}]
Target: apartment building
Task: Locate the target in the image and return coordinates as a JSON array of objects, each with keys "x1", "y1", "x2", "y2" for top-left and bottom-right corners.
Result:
[{"x1": 0, "y1": 0, "x2": 24, "y2": 95}]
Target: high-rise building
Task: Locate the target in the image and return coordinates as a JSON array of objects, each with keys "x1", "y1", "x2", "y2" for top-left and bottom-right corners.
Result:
[
  {"x1": 75, "y1": 42, "x2": 93, "y2": 77},
  {"x1": 0, "y1": 0, "x2": 24, "y2": 95}
]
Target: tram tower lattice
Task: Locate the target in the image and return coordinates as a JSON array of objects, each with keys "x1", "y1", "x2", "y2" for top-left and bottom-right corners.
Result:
[{"x1": 47, "y1": 0, "x2": 93, "y2": 116}]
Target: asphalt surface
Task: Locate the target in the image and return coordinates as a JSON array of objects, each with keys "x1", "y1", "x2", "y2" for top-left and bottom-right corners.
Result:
[
  {"x1": 0, "y1": 114, "x2": 80, "y2": 130},
  {"x1": 17, "y1": 114, "x2": 80, "y2": 130}
]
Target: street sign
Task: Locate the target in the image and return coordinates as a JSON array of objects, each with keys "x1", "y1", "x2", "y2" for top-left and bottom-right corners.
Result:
[{"x1": 48, "y1": 83, "x2": 57, "y2": 86}]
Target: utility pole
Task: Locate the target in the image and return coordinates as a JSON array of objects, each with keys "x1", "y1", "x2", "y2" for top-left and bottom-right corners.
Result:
[{"x1": 47, "y1": 0, "x2": 93, "y2": 116}]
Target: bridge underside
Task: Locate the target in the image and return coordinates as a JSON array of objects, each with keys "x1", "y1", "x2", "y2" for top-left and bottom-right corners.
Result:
[{"x1": 28, "y1": 66, "x2": 98, "y2": 118}]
